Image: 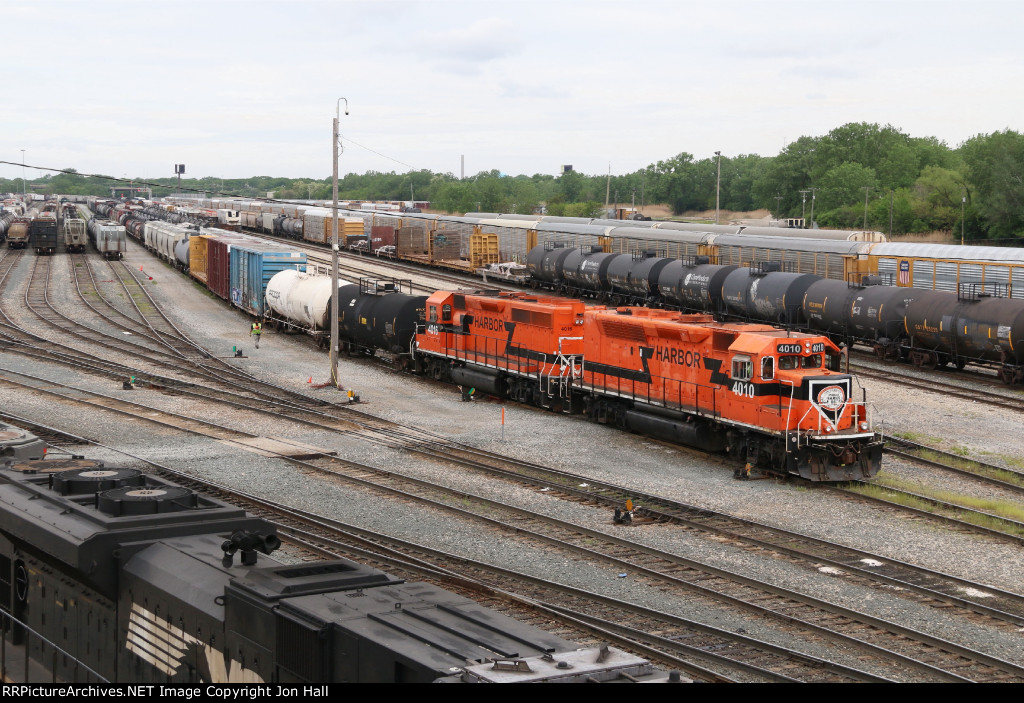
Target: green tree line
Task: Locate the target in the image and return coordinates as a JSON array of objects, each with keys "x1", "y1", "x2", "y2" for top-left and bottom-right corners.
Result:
[{"x1": 5, "y1": 124, "x2": 1024, "y2": 241}]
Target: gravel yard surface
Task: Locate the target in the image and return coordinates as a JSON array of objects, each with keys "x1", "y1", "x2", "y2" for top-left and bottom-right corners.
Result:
[{"x1": 1, "y1": 240, "x2": 1022, "y2": 677}]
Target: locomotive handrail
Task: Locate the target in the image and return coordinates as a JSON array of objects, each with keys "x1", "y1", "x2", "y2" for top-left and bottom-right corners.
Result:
[
  {"x1": 780, "y1": 378, "x2": 797, "y2": 450},
  {"x1": 0, "y1": 611, "x2": 109, "y2": 683},
  {"x1": 791, "y1": 400, "x2": 875, "y2": 440}
]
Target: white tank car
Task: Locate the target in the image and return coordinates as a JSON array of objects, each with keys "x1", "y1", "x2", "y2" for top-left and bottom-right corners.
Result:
[{"x1": 265, "y1": 269, "x2": 349, "y2": 330}]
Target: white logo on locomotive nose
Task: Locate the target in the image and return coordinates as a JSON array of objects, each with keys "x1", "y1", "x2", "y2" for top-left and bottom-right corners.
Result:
[{"x1": 817, "y1": 385, "x2": 846, "y2": 411}]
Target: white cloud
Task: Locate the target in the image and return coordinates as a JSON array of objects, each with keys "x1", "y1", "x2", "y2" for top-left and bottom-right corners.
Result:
[{"x1": 4, "y1": 0, "x2": 1024, "y2": 180}]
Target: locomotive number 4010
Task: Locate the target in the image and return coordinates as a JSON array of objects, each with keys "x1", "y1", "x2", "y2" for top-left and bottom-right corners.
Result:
[{"x1": 732, "y1": 381, "x2": 755, "y2": 398}]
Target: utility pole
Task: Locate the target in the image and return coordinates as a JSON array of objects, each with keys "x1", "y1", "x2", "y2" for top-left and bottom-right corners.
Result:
[
  {"x1": 604, "y1": 162, "x2": 611, "y2": 212},
  {"x1": 808, "y1": 187, "x2": 818, "y2": 229},
  {"x1": 889, "y1": 189, "x2": 894, "y2": 238},
  {"x1": 331, "y1": 97, "x2": 349, "y2": 390},
  {"x1": 774, "y1": 194, "x2": 782, "y2": 220},
  {"x1": 714, "y1": 151, "x2": 722, "y2": 225},
  {"x1": 799, "y1": 190, "x2": 809, "y2": 227},
  {"x1": 21, "y1": 150, "x2": 25, "y2": 196},
  {"x1": 640, "y1": 169, "x2": 647, "y2": 214},
  {"x1": 863, "y1": 186, "x2": 873, "y2": 229},
  {"x1": 961, "y1": 189, "x2": 966, "y2": 246}
]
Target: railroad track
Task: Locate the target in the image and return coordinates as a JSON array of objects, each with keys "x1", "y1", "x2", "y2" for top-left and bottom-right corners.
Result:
[
  {"x1": 831, "y1": 480, "x2": 1024, "y2": 543},
  {"x1": 3, "y1": 246, "x2": 1024, "y2": 680},
  {"x1": 9, "y1": 245, "x2": 1024, "y2": 627},
  {"x1": 851, "y1": 360, "x2": 1024, "y2": 414},
  {"x1": 885, "y1": 435, "x2": 1024, "y2": 492},
  {"x1": 1, "y1": 370, "x2": 1022, "y2": 681},
  {"x1": 104, "y1": 259, "x2": 218, "y2": 362},
  {"x1": 8, "y1": 253, "x2": 1024, "y2": 634}
]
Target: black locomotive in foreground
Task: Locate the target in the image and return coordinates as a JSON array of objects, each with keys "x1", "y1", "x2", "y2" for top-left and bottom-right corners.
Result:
[{"x1": 0, "y1": 436, "x2": 673, "y2": 683}]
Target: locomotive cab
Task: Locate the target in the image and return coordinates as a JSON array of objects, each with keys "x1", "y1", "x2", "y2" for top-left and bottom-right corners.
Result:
[{"x1": 740, "y1": 333, "x2": 881, "y2": 481}]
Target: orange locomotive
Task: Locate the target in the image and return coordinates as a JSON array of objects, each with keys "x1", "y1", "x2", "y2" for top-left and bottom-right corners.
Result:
[
  {"x1": 414, "y1": 289, "x2": 882, "y2": 481},
  {"x1": 578, "y1": 307, "x2": 882, "y2": 481},
  {"x1": 417, "y1": 289, "x2": 586, "y2": 411}
]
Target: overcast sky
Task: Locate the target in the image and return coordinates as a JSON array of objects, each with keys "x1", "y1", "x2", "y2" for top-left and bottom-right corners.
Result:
[{"x1": 3, "y1": 0, "x2": 1021, "y2": 184}]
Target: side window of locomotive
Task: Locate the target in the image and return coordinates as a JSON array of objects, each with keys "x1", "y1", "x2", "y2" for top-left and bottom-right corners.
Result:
[
  {"x1": 779, "y1": 355, "x2": 798, "y2": 370},
  {"x1": 761, "y1": 356, "x2": 775, "y2": 380},
  {"x1": 826, "y1": 351, "x2": 842, "y2": 371},
  {"x1": 442, "y1": 304, "x2": 452, "y2": 321},
  {"x1": 429, "y1": 306, "x2": 438, "y2": 323},
  {"x1": 801, "y1": 354, "x2": 822, "y2": 368},
  {"x1": 731, "y1": 356, "x2": 753, "y2": 381}
]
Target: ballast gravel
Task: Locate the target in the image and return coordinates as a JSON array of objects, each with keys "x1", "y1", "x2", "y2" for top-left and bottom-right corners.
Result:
[{"x1": 0, "y1": 241, "x2": 1021, "y2": 679}]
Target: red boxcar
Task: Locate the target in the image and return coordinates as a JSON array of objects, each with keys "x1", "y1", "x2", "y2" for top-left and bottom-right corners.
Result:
[{"x1": 207, "y1": 236, "x2": 233, "y2": 300}]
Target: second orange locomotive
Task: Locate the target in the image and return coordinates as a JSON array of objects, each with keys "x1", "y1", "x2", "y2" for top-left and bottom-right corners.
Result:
[{"x1": 412, "y1": 289, "x2": 882, "y2": 481}]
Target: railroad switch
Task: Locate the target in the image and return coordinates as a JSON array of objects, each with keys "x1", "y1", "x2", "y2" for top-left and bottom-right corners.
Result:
[{"x1": 614, "y1": 498, "x2": 634, "y2": 525}]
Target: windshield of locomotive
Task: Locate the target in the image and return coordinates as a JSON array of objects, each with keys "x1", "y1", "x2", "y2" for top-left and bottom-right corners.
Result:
[
  {"x1": 801, "y1": 354, "x2": 822, "y2": 368},
  {"x1": 779, "y1": 354, "x2": 822, "y2": 370}
]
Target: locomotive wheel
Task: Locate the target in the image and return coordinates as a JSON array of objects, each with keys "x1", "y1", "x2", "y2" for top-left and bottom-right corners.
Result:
[{"x1": 921, "y1": 356, "x2": 937, "y2": 371}]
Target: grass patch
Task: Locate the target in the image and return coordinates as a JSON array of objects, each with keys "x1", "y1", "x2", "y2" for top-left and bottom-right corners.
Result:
[
  {"x1": 900, "y1": 447, "x2": 1024, "y2": 487},
  {"x1": 891, "y1": 430, "x2": 946, "y2": 444},
  {"x1": 871, "y1": 474, "x2": 1024, "y2": 521},
  {"x1": 980, "y1": 451, "x2": 1024, "y2": 471},
  {"x1": 849, "y1": 480, "x2": 1024, "y2": 536}
]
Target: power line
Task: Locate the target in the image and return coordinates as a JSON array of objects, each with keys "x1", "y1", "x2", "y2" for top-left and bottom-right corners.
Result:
[{"x1": 339, "y1": 135, "x2": 421, "y2": 172}]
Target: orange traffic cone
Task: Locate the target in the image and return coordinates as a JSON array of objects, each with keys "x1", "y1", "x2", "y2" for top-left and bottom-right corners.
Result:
[
  {"x1": 308, "y1": 376, "x2": 312, "y2": 384},
  {"x1": 139, "y1": 265, "x2": 144, "y2": 271}
]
